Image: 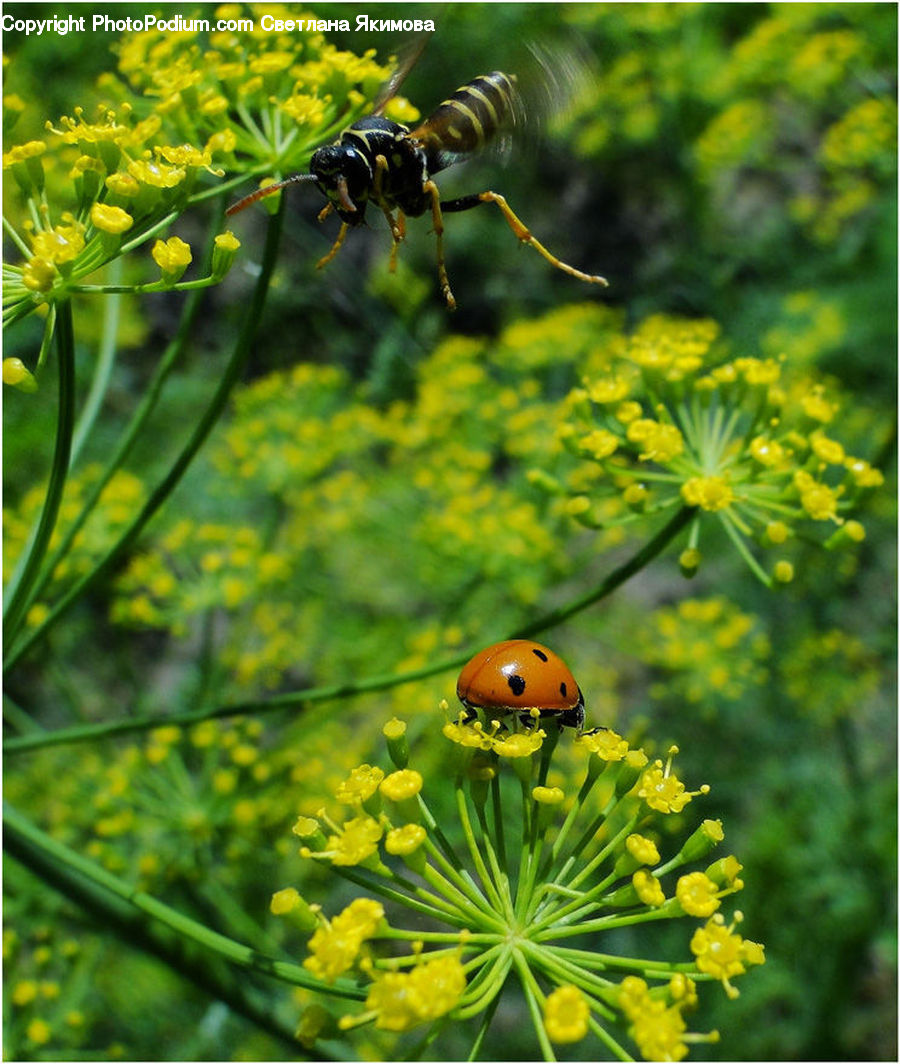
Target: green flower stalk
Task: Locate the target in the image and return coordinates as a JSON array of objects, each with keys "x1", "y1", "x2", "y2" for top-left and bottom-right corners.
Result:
[{"x1": 272, "y1": 715, "x2": 764, "y2": 1060}]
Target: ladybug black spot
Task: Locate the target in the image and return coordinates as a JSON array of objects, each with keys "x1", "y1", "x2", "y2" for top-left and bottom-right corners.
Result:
[
  {"x1": 532, "y1": 648, "x2": 549, "y2": 662},
  {"x1": 559, "y1": 682, "x2": 568, "y2": 698},
  {"x1": 507, "y1": 674, "x2": 527, "y2": 697}
]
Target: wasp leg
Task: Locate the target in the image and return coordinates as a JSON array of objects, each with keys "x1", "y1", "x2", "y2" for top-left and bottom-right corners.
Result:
[
  {"x1": 388, "y1": 211, "x2": 407, "y2": 273},
  {"x1": 317, "y1": 202, "x2": 335, "y2": 224},
  {"x1": 316, "y1": 221, "x2": 350, "y2": 270},
  {"x1": 441, "y1": 191, "x2": 608, "y2": 288},
  {"x1": 424, "y1": 179, "x2": 456, "y2": 309},
  {"x1": 373, "y1": 155, "x2": 404, "y2": 243}
]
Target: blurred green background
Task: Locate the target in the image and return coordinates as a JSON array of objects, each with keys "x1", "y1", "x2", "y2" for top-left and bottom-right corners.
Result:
[{"x1": 3, "y1": 3, "x2": 896, "y2": 1060}]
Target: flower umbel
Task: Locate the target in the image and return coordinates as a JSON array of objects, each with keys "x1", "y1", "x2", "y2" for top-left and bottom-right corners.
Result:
[
  {"x1": 277, "y1": 716, "x2": 763, "y2": 1059},
  {"x1": 546, "y1": 313, "x2": 883, "y2": 585}
]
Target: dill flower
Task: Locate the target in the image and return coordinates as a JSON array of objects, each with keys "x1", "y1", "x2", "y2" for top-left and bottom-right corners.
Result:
[
  {"x1": 546, "y1": 313, "x2": 883, "y2": 585},
  {"x1": 276, "y1": 714, "x2": 763, "y2": 1059},
  {"x1": 640, "y1": 596, "x2": 770, "y2": 709}
]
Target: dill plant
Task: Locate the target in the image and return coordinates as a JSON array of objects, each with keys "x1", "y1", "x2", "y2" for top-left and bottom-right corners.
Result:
[
  {"x1": 270, "y1": 716, "x2": 763, "y2": 1060},
  {"x1": 2, "y1": 7, "x2": 893, "y2": 1062}
]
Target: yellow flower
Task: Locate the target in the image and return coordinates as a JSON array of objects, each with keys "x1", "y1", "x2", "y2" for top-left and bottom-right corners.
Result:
[
  {"x1": 492, "y1": 729, "x2": 545, "y2": 758},
  {"x1": 675, "y1": 871, "x2": 721, "y2": 917},
  {"x1": 304, "y1": 898, "x2": 385, "y2": 983},
  {"x1": 31, "y1": 223, "x2": 85, "y2": 264},
  {"x1": 681, "y1": 475, "x2": 735, "y2": 512},
  {"x1": 625, "y1": 833, "x2": 660, "y2": 866},
  {"x1": 379, "y1": 769, "x2": 423, "y2": 802},
  {"x1": 633, "y1": 868, "x2": 666, "y2": 907},
  {"x1": 26, "y1": 1018, "x2": 52, "y2": 1046},
  {"x1": 152, "y1": 236, "x2": 192, "y2": 273},
  {"x1": 797, "y1": 478, "x2": 840, "y2": 522},
  {"x1": 22, "y1": 256, "x2": 57, "y2": 292},
  {"x1": 576, "y1": 726, "x2": 631, "y2": 761},
  {"x1": 543, "y1": 984, "x2": 590, "y2": 1043},
  {"x1": 442, "y1": 718, "x2": 494, "y2": 749},
  {"x1": 3, "y1": 139, "x2": 46, "y2": 166},
  {"x1": 12, "y1": 979, "x2": 38, "y2": 1005},
  {"x1": 637, "y1": 751, "x2": 708, "y2": 814},
  {"x1": 384, "y1": 824, "x2": 426, "y2": 856},
  {"x1": 626, "y1": 419, "x2": 685, "y2": 462},
  {"x1": 690, "y1": 912, "x2": 765, "y2": 998},
  {"x1": 749, "y1": 436, "x2": 787, "y2": 467},
  {"x1": 364, "y1": 954, "x2": 466, "y2": 1031},
  {"x1": 90, "y1": 202, "x2": 134, "y2": 234},
  {"x1": 580, "y1": 428, "x2": 619, "y2": 460},
  {"x1": 335, "y1": 764, "x2": 384, "y2": 804},
  {"x1": 327, "y1": 816, "x2": 383, "y2": 867},
  {"x1": 128, "y1": 157, "x2": 185, "y2": 188}
]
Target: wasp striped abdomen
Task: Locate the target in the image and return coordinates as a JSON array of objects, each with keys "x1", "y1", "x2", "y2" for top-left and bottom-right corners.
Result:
[{"x1": 411, "y1": 72, "x2": 518, "y2": 168}]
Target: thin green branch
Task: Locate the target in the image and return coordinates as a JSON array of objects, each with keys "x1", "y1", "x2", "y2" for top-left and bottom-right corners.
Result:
[
  {"x1": 15, "y1": 215, "x2": 221, "y2": 630},
  {"x1": 4, "y1": 505, "x2": 697, "y2": 752},
  {"x1": 70, "y1": 259, "x2": 123, "y2": 465},
  {"x1": 3, "y1": 301, "x2": 76, "y2": 642},
  {"x1": 2, "y1": 801, "x2": 364, "y2": 1000}
]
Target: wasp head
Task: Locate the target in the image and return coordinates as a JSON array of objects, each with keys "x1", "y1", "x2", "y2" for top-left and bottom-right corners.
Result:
[{"x1": 310, "y1": 144, "x2": 372, "y2": 223}]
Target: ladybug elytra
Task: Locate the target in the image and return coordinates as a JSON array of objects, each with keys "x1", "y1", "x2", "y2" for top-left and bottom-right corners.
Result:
[{"x1": 456, "y1": 639, "x2": 585, "y2": 731}]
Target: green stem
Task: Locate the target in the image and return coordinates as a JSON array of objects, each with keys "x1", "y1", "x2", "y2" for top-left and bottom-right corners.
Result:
[
  {"x1": 2, "y1": 801, "x2": 363, "y2": 999},
  {"x1": 511, "y1": 505, "x2": 696, "y2": 639},
  {"x1": 4, "y1": 505, "x2": 696, "y2": 751},
  {"x1": 17, "y1": 216, "x2": 219, "y2": 637},
  {"x1": 3, "y1": 301, "x2": 75, "y2": 642},
  {"x1": 514, "y1": 950, "x2": 556, "y2": 1062},
  {"x1": 70, "y1": 261, "x2": 122, "y2": 466},
  {"x1": 4, "y1": 201, "x2": 286, "y2": 672}
]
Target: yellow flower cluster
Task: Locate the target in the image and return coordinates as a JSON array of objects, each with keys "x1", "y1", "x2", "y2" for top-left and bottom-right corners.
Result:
[
  {"x1": 277, "y1": 715, "x2": 763, "y2": 1058},
  {"x1": 303, "y1": 898, "x2": 384, "y2": 983},
  {"x1": 690, "y1": 912, "x2": 766, "y2": 999},
  {"x1": 641, "y1": 596, "x2": 770, "y2": 708},
  {"x1": 112, "y1": 3, "x2": 403, "y2": 185},
  {"x1": 561, "y1": 5, "x2": 893, "y2": 247},
  {"x1": 4, "y1": 465, "x2": 146, "y2": 628},
  {"x1": 3, "y1": 9, "x2": 405, "y2": 328},
  {"x1": 618, "y1": 974, "x2": 706, "y2": 1062},
  {"x1": 357, "y1": 954, "x2": 466, "y2": 1032},
  {"x1": 4, "y1": 929, "x2": 92, "y2": 1059},
  {"x1": 112, "y1": 520, "x2": 288, "y2": 640},
  {"x1": 546, "y1": 311, "x2": 882, "y2": 585}
]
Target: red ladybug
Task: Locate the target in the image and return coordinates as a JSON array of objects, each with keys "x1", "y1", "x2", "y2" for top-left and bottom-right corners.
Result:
[{"x1": 456, "y1": 640, "x2": 584, "y2": 730}]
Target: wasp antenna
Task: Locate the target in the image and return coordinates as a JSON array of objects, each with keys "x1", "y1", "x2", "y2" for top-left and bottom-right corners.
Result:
[{"x1": 225, "y1": 173, "x2": 318, "y2": 217}]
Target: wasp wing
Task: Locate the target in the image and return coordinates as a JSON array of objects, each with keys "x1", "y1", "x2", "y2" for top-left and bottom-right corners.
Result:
[{"x1": 371, "y1": 32, "x2": 432, "y2": 116}]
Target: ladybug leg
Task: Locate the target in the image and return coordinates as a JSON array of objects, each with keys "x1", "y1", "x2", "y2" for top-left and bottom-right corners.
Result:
[
  {"x1": 518, "y1": 708, "x2": 542, "y2": 730},
  {"x1": 459, "y1": 705, "x2": 478, "y2": 726},
  {"x1": 315, "y1": 221, "x2": 350, "y2": 270},
  {"x1": 557, "y1": 703, "x2": 586, "y2": 733},
  {"x1": 440, "y1": 191, "x2": 608, "y2": 288}
]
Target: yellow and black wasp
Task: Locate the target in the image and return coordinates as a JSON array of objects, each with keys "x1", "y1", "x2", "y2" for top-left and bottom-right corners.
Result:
[{"x1": 227, "y1": 50, "x2": 607, "y2": 309}]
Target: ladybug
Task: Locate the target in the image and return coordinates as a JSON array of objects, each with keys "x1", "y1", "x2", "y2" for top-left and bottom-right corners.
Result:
[{"x1": 456, "y1": 640, "x2": 585, "y2": 731}]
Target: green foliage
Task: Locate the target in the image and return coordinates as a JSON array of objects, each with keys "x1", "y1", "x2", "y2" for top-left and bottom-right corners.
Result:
[{"x1": 3, "y1": 4, "x2": 896, "y2": 1061}]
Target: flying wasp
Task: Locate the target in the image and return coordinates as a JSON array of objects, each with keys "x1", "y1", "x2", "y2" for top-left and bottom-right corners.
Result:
[{"x1": 227, "y1": 51, "x2": 608, "y2": 309}]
